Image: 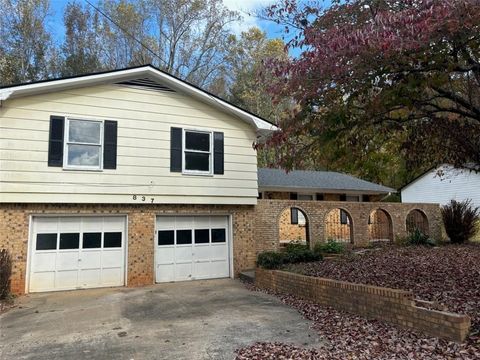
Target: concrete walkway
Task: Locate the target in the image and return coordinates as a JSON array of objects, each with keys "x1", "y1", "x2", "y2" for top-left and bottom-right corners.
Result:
[{"x1": 0, "y1": 279, "x2": 322, "y2": 360}]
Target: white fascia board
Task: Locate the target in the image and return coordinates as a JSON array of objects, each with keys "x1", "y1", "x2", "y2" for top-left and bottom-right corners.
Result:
[{"x1": 0, "y1": 66, "x2": 279, "y2": 132}]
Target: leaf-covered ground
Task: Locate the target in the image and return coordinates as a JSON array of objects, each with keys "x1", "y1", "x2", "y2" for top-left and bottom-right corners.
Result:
[
  {"x1": 236, "y1": 244, "x2": 480, "y2": 359},
  {"x1": 286, "y1": 244, "x2": 480, "y2": 337}
]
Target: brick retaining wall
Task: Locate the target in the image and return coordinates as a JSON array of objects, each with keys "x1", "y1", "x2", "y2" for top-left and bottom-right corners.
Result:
[{"x1": 256, "y1": 268, "x2": 470, "y2": 342}]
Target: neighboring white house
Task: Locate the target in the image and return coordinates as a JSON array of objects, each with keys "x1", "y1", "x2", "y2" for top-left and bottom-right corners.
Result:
[{"x1": 401, "y1": 164, "x2": 480, "y2": 208}]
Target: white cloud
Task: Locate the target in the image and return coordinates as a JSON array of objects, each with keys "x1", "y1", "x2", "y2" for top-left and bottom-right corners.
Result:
[{"x1": 223, "y1": 0, "x2": 274, "y2": 34}]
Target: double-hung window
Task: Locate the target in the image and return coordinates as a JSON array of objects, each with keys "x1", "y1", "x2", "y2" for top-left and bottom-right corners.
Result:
[
  {"x1": 64, "y1": 118, "x2": 103, "y2": 170},
  {"x1": 183, "y1": 129, "x2": 212, "y2": 174}
]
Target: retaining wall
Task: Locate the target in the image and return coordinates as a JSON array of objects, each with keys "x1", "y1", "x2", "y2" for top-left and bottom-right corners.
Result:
[{"x1": 256, "y1": 268, "x2": 470, "y2": 342}]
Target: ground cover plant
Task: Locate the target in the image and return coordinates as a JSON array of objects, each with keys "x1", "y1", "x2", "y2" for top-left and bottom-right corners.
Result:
[
  {"x1": 285, "y1": 244, "x2": 480, "y2": 342},
  {"x1": 256, "y1": 244, "x2": 321, "y2": 269}
]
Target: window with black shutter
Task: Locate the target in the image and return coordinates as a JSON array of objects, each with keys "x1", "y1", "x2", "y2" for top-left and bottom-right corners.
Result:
[{"x1": 170, "y1": 127, "x2": 224, "y2": 176}]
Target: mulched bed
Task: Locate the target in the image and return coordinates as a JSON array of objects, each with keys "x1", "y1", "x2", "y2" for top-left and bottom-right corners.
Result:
[
  {"x1": 285, "y1": 244, "x2": 480, "y2": 338},
  {"x1": 236, "y1": 284, "x2": 480, "y2": 359},
  {"x1": 236, "y1": 244, "x2": 480, "y2": 359}
]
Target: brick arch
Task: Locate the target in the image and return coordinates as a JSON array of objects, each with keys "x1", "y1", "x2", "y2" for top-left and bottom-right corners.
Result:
[
  {"x1": 406, "y1": 209, "x2": 430, "y2": 236},
  {"x1": 276, "y1": 205, "x2": 311, "y2": 246},
  {"x1": 324, "y1": 207, "x2": 354, "y2": 244},
  {"x1": 368, "y1": 208, "x2": 393, "y2": 242}
]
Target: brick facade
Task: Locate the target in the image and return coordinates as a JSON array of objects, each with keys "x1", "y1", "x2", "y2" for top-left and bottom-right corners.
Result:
[
  {"x1": 254, "y1": 200, "x2": 442, "y2": 253},
  {"x1": 278, "y1": 208, "x2": 307, "y2": 243},
  {"x1": 0, "y1": 203, "x2": 256, "y2": 295},
  {"x1": 1, "y1": 200, "x2": 442, "y2": 295},
  {"x1": 256, "y1": 268, "x2": 471, "y2": 342}
]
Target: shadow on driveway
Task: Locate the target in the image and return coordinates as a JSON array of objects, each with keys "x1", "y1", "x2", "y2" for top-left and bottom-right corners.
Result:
[{"x1": 0, "y1": 279, "x2": 323, "y2": 360}]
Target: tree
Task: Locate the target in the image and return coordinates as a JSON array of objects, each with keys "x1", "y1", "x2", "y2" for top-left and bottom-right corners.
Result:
[
  {"x1": 148, "y1": 0, "x2": 240, "y2": 87},
  {"x1": 263, "y1": 0, "x2": 480, "y2": 180},
  {"x1": 61, "y1": 1, "x2": 103, "y2": 76},
  {"x1": 0, "y1": 0, "x2": 52, "y2": 85}
]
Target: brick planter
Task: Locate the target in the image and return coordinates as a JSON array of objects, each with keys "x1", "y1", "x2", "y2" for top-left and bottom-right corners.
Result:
[{"x1": 255, "y1": 268, "x2": 471, "y2": 342}]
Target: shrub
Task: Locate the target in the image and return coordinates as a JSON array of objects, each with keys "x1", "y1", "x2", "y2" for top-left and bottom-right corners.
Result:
[
  {"x1": 314, "y1": 239, "x2": 346, "y2": 255},
  {"x1": 0, "y1": 249, "x2": 12, "y2": 300},
  {"x1": 441, "y1": 199, "x2": 480, "y2": 244},
  {"x1": 257, "y1": 251, "x2": 286, "y2": 269},
  {"x1": 284, "y1": 243, "x2": 321, "y2": 263},
  {"x1": 405, "y1": 228, "x2": 436, "y2": 246}
]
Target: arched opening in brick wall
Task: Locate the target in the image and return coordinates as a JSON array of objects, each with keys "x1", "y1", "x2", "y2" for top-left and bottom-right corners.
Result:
[
  {"x1": 324, "y1": 208, "x2": 353, "y2": 243},
  {"x1": 278, "y1": 207, "x2": 310, "y2": 245},
  {"x1": 406, "y1": 209, "x2": 429, "y2": 236},
  {"x1": 368, "y1": 209, "x2": 393, "y2": 242}
]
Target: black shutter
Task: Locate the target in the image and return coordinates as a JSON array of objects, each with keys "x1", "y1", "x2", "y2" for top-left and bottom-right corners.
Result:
[
  {"x1": 291, "y1": 208, "x2": 299, "y2": 224},
  {"x1": 213, "y1": 132, "x2": 224, "y2": 175},
  {"x1": 340, "y1": 210, "x2": 348, "y2": 224},
  {"x1": 170, "y1": 127, "x2": 182, "y2": 172},
  {"x1": 340, "y1": 194, "x2": 347, "y2": 201},
  {"x1": 290, "y1": 193, "x2": 298, "y2": 200},
  {"x1": 103, "y1": 120, "x2": 118, "y2": 169},
  {"x1": 48, "y1": 116, "x2": 65, "y2": 167},
  {"x1": 316, "y1": 193, "x2": 324, "y2": 201}
]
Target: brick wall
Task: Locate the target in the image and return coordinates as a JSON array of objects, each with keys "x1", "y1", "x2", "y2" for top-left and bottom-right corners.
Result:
[
  {"x1": 0, "y1": 203, "x2": 256, "y2": 295},
  {"x1": 255, "y1": 200, "x2": 442, "y2": 253},
  {"x1": 256, "y1": 268, "x2": 471, "y2": 342},
  {"x1": 278, "y1": 208, "x2": 307, "y2": 243}
]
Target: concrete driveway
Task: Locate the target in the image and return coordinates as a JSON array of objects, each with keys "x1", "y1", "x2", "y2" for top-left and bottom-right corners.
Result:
[{"x1": 0, "y1": 279, "x2": 322, "y2": 360}]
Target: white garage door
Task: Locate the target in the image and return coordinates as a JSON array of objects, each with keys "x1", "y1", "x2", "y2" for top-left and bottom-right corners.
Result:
[
  {"x1": 155, "y1": 216, "x2": 230, "y2": 282},
  {"x1": 29, "y1": 216, "x2": 126, "y2": 293}
]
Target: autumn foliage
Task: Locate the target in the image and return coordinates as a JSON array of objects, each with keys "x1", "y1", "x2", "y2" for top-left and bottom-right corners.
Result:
[{"x1": 263, "y1": 0, "x2": 480, "y2": 177}]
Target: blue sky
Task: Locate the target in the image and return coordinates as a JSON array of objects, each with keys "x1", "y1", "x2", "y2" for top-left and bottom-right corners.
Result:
[{"x1": 47, "y1": 0, "x2": 331, "y2": 55}]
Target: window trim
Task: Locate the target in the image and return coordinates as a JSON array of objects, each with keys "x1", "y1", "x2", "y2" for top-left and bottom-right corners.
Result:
[
  {"x1": 63, "y1": 117, "x2": 104, "y2": 171},
  {"x1": 182, "y1": 128, "x2": 213, "y2": 176}
]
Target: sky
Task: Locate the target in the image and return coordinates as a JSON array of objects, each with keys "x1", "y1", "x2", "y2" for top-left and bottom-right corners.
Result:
[{"x1": 47, "y1": 0, "x2": 301, "y2": 42}]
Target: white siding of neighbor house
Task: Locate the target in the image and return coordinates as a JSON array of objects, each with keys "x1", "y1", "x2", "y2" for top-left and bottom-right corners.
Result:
[
  {"x1": 401, "y1": 165, "x2": 480, "y2": 208},
  {"x1": 0, "y1": 84, "x2": 259, "y2": 204}
]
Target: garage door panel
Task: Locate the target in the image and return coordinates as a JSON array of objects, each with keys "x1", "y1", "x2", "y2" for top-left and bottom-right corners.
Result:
[
  {"x1": 56, "y1": 270, "x2": 79, "y2": 289},
  {"x1": 58, "y1": 217, "x2": 82, "y2": 232},
  {"x1": 211, "y1": 261, "x2": 229, "y2": 277},
  {"x1": 156, "y1": 264, "x2": 174, "y2": 282},
  {"x1": 102, "y1": 250, "x2": 123, "y2": 268},
  {"x1": 193, "y1": 262, "x2": 212, "y2": 279},
  {"x1": 56, "y1": 252, "x2": 79, "y2": 270},
  {"x1": 174, "y1": 263, "x2": 192, "y2": 281},
  {"x1": 175, "y1": 246, "x2": 193, "y2": 263},
  {"x1": 35, "y1": 218, "x2": 59, "y2": 232},
  {"x1": 157, "y1": 247, "x2": 174, "y2": 264},
  {"x1": 31, "y1": 252, "x2": 56, "y2": 272},
  {"x1": 79, "y1": 251, "x2": 101, "y2": 269},
  {"x1": 101, "y1": 268, "x2": 123, "y2": 285},
  {"x1": 79, "y1": 269, "x2": 101, "y2": 287},
  {"x1": 175, "y1": 216, "x2": 194, "y2": 229},
  {"x1": 30, "y1": 216, "x2": 126, "y2": 293},
  {"x1": 30, "y1": 272, "x2": 55, "y2": 292}
]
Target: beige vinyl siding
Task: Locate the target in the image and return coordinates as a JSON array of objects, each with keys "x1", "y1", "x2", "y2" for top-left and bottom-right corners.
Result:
[{"x1": 0, "y1": 84, "x2": 259, "y2": 204}]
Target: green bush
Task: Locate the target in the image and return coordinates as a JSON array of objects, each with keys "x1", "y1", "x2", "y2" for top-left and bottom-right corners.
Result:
[
  {"x1": 0, "y1": 249, "x2": 12, "y2": 300},
  {"x1": 442, "y1": 199, "x2": 480, "y2": 244},
  {"x1": 405, "y1": 228, "x2": 436, "y2": 246},
  {"x1": 284, "y1": 243, "x2": 321, "y2": 263},
  {"x1": 256, "y1": 251, "x2": 286, "y2": 269},
  {"x1": 314, "y1": 239, "x2": 346, "y2": 255}
]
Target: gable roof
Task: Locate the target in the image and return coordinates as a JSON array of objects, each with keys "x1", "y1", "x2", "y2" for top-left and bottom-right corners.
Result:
[
  {"x1": 258, "y1": 168, "x2": 395, "y2": 194},
  {"x1": 400, "y1": 163, "x2": 480, "y2": 191},
  {"x1": 0, "y1": 64, "x2": 278, "y2": 134}
]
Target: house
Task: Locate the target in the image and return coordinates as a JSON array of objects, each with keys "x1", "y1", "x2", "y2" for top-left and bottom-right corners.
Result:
[
  {"x1": 258, "y1": 168, "x2": 395, "y2": 243},
  {"x1": 0, "y1": 65, "x2": 277, "y2": 294},
  {"x1": 401, "y1": 164, "x2": 480, "y2": 208},
  {"x1": 401, "y1": 164, "x2": 480, "y2": 240}
]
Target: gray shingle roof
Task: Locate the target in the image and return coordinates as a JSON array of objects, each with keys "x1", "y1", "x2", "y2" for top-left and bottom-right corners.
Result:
[{"x1": 258, "y1": 168, "x2": 395, "y2": 194}]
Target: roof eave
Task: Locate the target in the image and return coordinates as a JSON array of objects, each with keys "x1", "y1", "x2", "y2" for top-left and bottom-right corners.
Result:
[{"x1": 0, "y1": 66, "x2": 278, "y2": 133}]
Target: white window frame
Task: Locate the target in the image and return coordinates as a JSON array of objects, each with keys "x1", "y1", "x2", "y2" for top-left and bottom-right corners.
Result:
[
  {"x1": 182, "y1": 128, "x2": 213, "y2": 175},
  {"x1": 64, "y1": 117, "x2": 104, "y2": 171}
]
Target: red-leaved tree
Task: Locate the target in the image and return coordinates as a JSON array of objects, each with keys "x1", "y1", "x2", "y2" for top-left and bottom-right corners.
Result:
[{"x1": 262, "y1": 0, "x2": 480, "y2": 180}]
